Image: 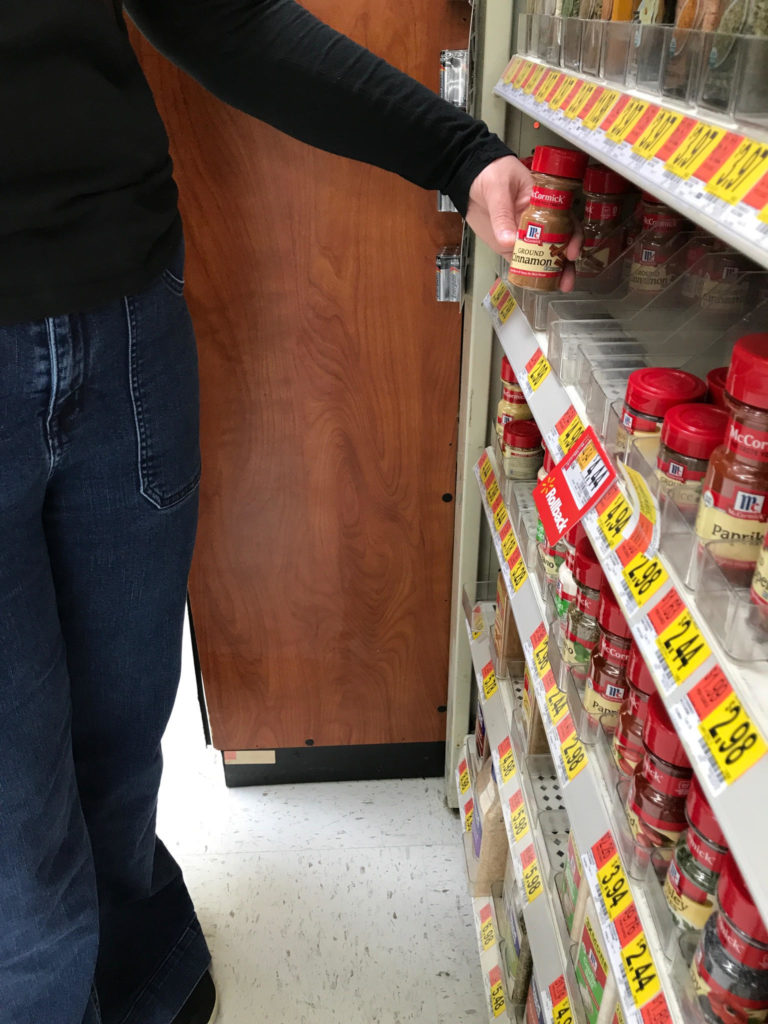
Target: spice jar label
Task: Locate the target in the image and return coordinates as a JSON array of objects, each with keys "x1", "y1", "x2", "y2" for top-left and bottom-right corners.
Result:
[
  {"x1": 663, "y1": 858, "x2": 714, "y2": 932},
  {"x1": 509, "y1": 227, "x2": 571, "y2": 280}
]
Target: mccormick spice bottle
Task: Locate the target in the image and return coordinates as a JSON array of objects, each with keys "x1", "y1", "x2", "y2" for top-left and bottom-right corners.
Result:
[
  {"x1": 617, "y1": 366, "x2": 706, "y2": 453},
  {"x1": 561, "y1": 538, "x2": 604, "y2": 687},
  {"x1": 681, "y1": 236, "x2": 725, "y2": 302},
  {"x1": 501, "y1": 419, "x2": 543, "y2": 481},
  {"x1": 508, "y1": 145, "x2": 589, "y2": 292},
  {"x1": 664, "y1": 776, "x2": 728, "y2": 934},
  {"x1": 496, "y1": 355, "x2": 532, "y2": 439},
  {"x1": 575, "y1": 165, "x2": 629, "y2": 281},
  {"x1": 706, "y1": 366, "x2": 729, "y2": 410},
  {"x1": 626, "y1": 693, "x2": 692, "y2": 859},
  {"x1": 583, "y1": 587, "x2": 633, "y2": 727},
  {"x1": 750, "y1": 532, "x2": 768, "y2": 622},
  {"x1": 657, "y1": 403, "x2": 729, "y2": 522},
  {"x1": 696, "y1": 334, "x2": 768, "y2": 586},
  {"x1": 612, "y1": 642, "x2": 656, "y2": 777},
  {"x1": 628, "y1": 195, "x2": 687, "y2": 297},
  {"x1": 690, "y1": 854, "x2": 768, "y2": 1024}
]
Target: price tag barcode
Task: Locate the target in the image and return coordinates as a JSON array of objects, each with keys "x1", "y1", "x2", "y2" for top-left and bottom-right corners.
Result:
[
  {"x1": 622, "y1": 552, "x2": 669, "y2": 609},
  {"x1": 563, "y1": 439, "x2": 610, "y2": 508}
]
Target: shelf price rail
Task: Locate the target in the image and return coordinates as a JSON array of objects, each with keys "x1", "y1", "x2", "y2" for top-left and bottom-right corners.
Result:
[
  {"x1": 493, "y1": 56, "x2": 768, "y2": 271},
  {"x1": 461, "y1": 601, "x2": 581, "y2": 1024},
  {"x1": 475, "y1": 445, "x2": 685, "y2": 1024},
  {"x1": 481, "y1": 277, "x2": 768, "y2": 930}
]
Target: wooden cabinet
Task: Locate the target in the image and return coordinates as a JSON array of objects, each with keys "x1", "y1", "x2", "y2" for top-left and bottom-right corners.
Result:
[{"x1": 131, "y1": 1, "x2": 469, "y2": 783}]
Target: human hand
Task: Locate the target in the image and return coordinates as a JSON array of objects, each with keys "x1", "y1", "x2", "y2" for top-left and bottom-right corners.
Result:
[{"x1": 465, "y1": 155, "x2": 582, "y2": 292}]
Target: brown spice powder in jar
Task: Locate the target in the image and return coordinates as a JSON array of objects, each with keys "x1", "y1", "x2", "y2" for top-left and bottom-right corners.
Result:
[{"x1": 508, "y1": 145, "x2": 589, "y2": 293}]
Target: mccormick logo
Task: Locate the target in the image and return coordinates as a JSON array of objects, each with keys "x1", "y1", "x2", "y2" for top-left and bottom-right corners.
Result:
[
  {"x1": 667, "y1": 461, "x2": 685, "y2": 479},
  {"x1": 729, "y1": 421, "x2": 768, "y2": 457},
  {"x1": 525, "y1": 224, "x2": 542, "y2": 242},
  {"x1": 735, "y1": 490, "x2": 765, "y2": 515}
]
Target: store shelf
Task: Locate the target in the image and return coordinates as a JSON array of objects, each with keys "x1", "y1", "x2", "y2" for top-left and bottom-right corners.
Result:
[
  {"x1": 461, "y1": 601, "x2": 584, "y2": 1024},
  {"x1": 475, "y1": 445, "x2": 692, "y2": 1024},
  {"x1": 481, "y1": 280, "x2": 768, "y2": 938},
  {"x1": 494, "y1": 56, "x2": 768, "y2": 270}
]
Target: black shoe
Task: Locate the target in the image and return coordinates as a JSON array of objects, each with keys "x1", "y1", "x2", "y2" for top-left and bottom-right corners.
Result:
[{"x1": 172, "y1": 970, "x2": 218, "y2": 1024}]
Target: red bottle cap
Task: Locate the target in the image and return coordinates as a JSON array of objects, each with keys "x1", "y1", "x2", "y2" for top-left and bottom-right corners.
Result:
[
  {"x1": 503, "y1": 418, "x2": 542, "y2": 450},
  {"x1": 706, "y1": 366, "x2": 729, "y2": 410},
  {"x1": 583, "y1": 166, "x2": 629, "y2": 195},
  {"x1": 660, "y1": 403, "x2": 728, "y2": 461},
  {"x1": 643, "y1": 693, "x2": 692, "y2": 769},
  {"x1": 532, "y1": 145, "x2": 589, "y2": 181},
  {"x1": 597, "y1": 586, "x2": 631, "y2": 638},
  {"x1": 624, "y1": 368, "x2": 706, "y2": 419},
  {"x1": 573, "y1": 536, "x2": 602, "y2": 590},
  {"x1": 717, "y1": 853, "x2": 768, "y2": 946},
  {"x1": 564, "y1": 521, "x2": 586, "y2": 548},
  {"x1": 626, "y1": 642, "x2": 656, "y2": 696},
  {"x1": 725, "y1": 334, "x2": 768, "y2": 410},
  {"x1": 686, "y1": 775, "x2": 727, "y2": 850},
  {"x1": 501, "y1": 356, "x2": 517, "y2": 386}
]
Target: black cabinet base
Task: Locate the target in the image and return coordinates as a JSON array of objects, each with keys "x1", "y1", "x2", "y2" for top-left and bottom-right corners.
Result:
[{"x1": 222, "y1": 741, "x2": 445, "y2": 787}]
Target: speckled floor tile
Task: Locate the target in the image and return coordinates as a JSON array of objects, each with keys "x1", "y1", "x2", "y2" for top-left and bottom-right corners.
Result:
[{"x1": 156, "y1": 621, "x2": 486, "y2": 1022}]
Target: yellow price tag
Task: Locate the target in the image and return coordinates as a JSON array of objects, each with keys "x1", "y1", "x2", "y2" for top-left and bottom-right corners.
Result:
[
  {"x1": 533, "y1": 635, "x2": 550, "y2": 678},
  {"x1": 622, "y1": 552, "x2": 669, "y2": 608},
  {"x1": 559, "y1": 413, "x2": 584, "y2": 454},
  {"x1": 458, "y1": 765, "x2": 470, "y2": 795},
  {"x1": 511, "y1": 803, "x2": 530, "y2": 842},
  {"x1": 501, "y1": 529, "x2": 518, "y2": 563},
  {"x1": 547, "y1": 686, "x2": 569, "y2": 725},
  {"x1": 498, "y1": 740, "x2": 517, "y2": 784},
  {"x1": 552, "y1": 994, "x2": 574, "y2": 1024},
  {"x1": 493, "y1": 501, "x2": 508, "y2": 533},
  {"x1": 464, "y1": 804, "x2": 473, "y2": 832},
  {"x1": 624, "y1": 464, "x2": 658, "y2": 526},
  {"x1": 565, "y1": 81, "x2": 597, "y2": 119},
  {"x1": 657, "y1": 607, "x2": 711, "y2": 684},
  {"x1": 512, "y1": 60, "x2": 533, "y2": 89},
  {"x1": 620, "y1": 931, "x2": 660, "y2": 1006},
  {"x1": 665, "y1": 122, "x2": 726, "y2": 179},
  {"x1": 482, "y1": 662, "x2": 498, "y2": 700},
  {"x1": 527, "y1": 353, "x2": 551, "y2": 392},
  {"x1": 480, "y1": 905, "x2": 496, "y2": 950},
  {"x1": 597, "y1": 853, "x2": 632, "y2": 921},
  {"x1": 499, "y1": 291, "x2": 517, "y2": 322},
  {"x1": 490, "y1": 969, "x2": 506, "y2": 1018},
  {"x1": 502, "y1": 56, "x2": 522, "y2": 85},
  {"x1": 606, "y1": 98, "x2": 649, "y2": 143},
  {"x1": 479, "y1": 455, "x2": 493, "y2": 484},
  {"x1": 632, "y1": 109, "x2": 684, "y2": 159},
  {"x1": 760, "y1": 203, "x2": 768, "y2": 225},
  {"x1": 706, "y1": 138, "x2": 768, "y2": 204},
  {"x1": 550, "y1": 75, "x2": 576, "y2": 109},
  {"x1": 598, "y1": 492, "x2": 632, "y2": 549},
  {"x1": 487, "y1": 478, "x2": 500, "y2": 506},
  {"x1": 490, "y1": 278, "x2": 508, "y2": 307},
  {"x1": 524, "y1": 65, "x2": 547, "y2": 96},
  {"x1": 510, "y1": 556, "x2": 528, "y2": 591},
  {"x1": 583, "y1": 89, "x2": 620, "y2": 132},
  {"x1": 577, "y1": 439, "x2": 597, "y2": 471},
  {"x1": 700, "y1": 692, "x2": 768, "y2": 784},
  {"x1": 522, "y1": 859, "x2": 543, "y2": 902},
  {"x1": 561, "y1": 734, "x2": 588, "y2": 781},
  {"x1": 535, "y1": 70, "x2": 561, "y2": 101}
]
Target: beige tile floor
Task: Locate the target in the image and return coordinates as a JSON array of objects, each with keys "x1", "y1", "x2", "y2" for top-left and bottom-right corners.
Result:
[{"x1": 157, "y1": 622, "x2": 485, "y2": 1023}]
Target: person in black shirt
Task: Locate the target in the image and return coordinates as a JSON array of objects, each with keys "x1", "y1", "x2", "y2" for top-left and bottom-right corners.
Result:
[{"x1": 0, "y1": 3, "x2": 580, "y2": 1024}]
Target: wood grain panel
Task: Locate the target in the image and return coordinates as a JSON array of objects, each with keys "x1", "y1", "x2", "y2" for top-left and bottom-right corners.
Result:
[{"x1": 131, "y1": 1, "x2": 469, "y2": 752}]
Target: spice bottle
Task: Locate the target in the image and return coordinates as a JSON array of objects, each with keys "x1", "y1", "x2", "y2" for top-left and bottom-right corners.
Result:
[
  {"x1": 626, "y1": 693, "x2": 692, "y2": 859},
  {"x1": 612, "y1": 643, "x2": 656, "y2": 777},
  {"x1": 699, "y1": 251, "x2": 750, "y2": 314},
  {"x1": 536, "y1": 450, "x2": 563, "y2": 585},
  {"x1": 496, "y1": 355, "x2": 532, "y2": 439},
  {"x1": 681, "y1": 236, "x2": 725, "y2": 302},
  {"x1": 508, "y1": 145, "x2": 589, "y2": 292},
  {"x1": 576, "y1": 165, "x2": 629, "y2": 280},
  {"x1": 618, "y1": 367, "x2": 707, "y2": 454},
  {"x1": 501, "y1": 419, "x2": 543, "y2": 481},
  {"x1": 706, "y1": 366, "x2": 729, "y2": 411},
  {"x1": 696, "y1": 334, "x2": 768, "y2": 586},
  {"x1": 628, "y1": 196, "x2": 687, "y2": 297},
  {"x1": 664, "y1": 776, "x2": 728, "y2": 934},
  {"x1": 750, "y1": 532, "x2": 768, "y2": 622},
  {"x1": 561, "y1": 538, "x2": 604, "y2": 687},
  {"x1": 690, "y1": 854, "x2": 768, "y2": 1024},
  {"x1": 554, "y1": 522, "x2": 585, "y2": 632},
  {"x1": 583, "y1": 587, "x2": 633, "y2": 727},
  {"x1": 657, "y1": 403, "x2": 729, "y2": 521}
]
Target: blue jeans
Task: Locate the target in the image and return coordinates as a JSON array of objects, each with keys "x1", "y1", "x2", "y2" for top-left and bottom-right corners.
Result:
[{"x1": 0, "y1": 246, "x2": 211, "y2": 1024}]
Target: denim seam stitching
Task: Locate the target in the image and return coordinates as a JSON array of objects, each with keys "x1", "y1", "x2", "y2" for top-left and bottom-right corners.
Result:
[
  {"x1": 116, "y1": 915, "x2": 202, "y2": 1024},
  {"x1": 44, "y1": 317, "x2": 58, "y2": 479}
]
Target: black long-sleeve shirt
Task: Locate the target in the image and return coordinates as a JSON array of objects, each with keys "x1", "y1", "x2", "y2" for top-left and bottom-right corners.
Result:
[{"x1": 0, "y1": 0, "x2": 511, "y2": 324}]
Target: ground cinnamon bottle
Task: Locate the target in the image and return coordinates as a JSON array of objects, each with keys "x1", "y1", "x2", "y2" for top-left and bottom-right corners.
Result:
[
  {"x1": 583, "y1": 587, "x2": 633, "y2": 727},
  {"x1": 628, "y1": 195, "x2": 686, "y2": 297},
  {"x1": 575, "y1": 165, "x2": 628, "y2": 280},
  {"x1": 508, "y1": 145, "x2": 588, "y2": 292},
  {"x1": 612, "y1": 643, "x2": 656, "y2": 777},
  {"x1": 695, "y1": 334, "x2": 768, "y2": 587}
]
